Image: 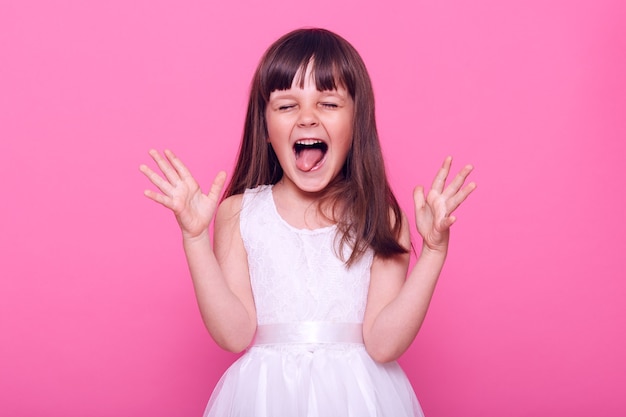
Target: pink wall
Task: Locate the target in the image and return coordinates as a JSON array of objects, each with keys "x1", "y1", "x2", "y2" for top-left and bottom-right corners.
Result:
[{"x1": 1, "y1": 0, "x2": 624, "y2": 416}]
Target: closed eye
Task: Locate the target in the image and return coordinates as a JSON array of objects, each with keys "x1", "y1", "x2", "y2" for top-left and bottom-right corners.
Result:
[{"x1": 321, "y1": 103, "x2": 339, "y2": 109}]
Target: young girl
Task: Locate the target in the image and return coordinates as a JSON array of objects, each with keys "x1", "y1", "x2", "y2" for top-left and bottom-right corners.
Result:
[{"x1": 141, "y1": 28, "x2": 475, "y2": 417}]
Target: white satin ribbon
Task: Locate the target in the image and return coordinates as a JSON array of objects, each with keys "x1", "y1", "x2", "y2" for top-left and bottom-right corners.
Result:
[{"x1": 252, "y1": 322, "x2": 364, "y2": 345}]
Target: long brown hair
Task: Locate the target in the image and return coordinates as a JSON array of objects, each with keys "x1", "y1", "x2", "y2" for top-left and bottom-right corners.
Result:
[{"x1": 224, "y1": 28, "x2": 407, "y2": 264}]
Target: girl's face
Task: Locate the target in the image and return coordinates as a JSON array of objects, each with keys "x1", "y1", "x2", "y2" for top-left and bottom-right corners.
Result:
[{"x1": 266, "y1": 64, "x2": 354, "y2": 195}]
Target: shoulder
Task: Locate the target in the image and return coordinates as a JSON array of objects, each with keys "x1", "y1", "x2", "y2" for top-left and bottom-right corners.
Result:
[
  {"x1": 215, "y1": 194, "x2": 244, "y2": 229},
  {"x1": 397, "y1": 210, "x2": 411, "y2": 251},
  {"x1": 214, "y1": 194, "x2": 246, "y2": 255},
  {"x1": 369, "y1": 208, "x2": 410, "y2": 270},
  {"x1": 387, "y1": 207, "x2": 411, "y2": 252},
  {"x1": 215, "y1": 185, "x2": 271, "y2": 226},
  {"x1": 218, "y1": 193, "x2": 244, "y2": 213}
]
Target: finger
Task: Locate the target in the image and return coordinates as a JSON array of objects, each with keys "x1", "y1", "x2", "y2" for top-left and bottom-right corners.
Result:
[
  {"x1": 413, "y1": 185, "x2": 426, "y2": 210},
  {"x1": 446, "y1": 181, "x2": 477, "y2": 215},
  {"x1": 139, "y1": 163, "x2": 175, "y2": 196},
  {"x1": 442, "y1": 163, "x2": 474, "y2": 199},
  {"x1": 143, "y1": 188, "x2": 175, "y2": 209},
  {"x1": 149, "y1": 149, "x2": 181, "y2": 186},
  {"x1": 164, "y1": 149, "x2": 195, "y2": 182},
  {"x1": 208, "y1": 171, "x2": 227, "y2": 201},
  {"x1": 431, "y1": 156, "x2": 452, "y2": 193},
  {"x1": 442, "y1": 215, "x2": 456, "y2": 230}
]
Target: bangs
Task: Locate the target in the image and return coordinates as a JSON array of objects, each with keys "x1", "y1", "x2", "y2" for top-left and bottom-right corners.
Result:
[{"x1": 259, "y1": 29, "x2": 355, "y2": 100}]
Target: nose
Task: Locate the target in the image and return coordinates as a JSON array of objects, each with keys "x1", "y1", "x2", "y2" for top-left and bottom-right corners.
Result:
[{"x1": 297, "y1": 106, "x2": 319, "y2": 127}]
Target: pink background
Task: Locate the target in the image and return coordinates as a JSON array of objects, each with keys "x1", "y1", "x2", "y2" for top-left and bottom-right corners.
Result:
[{"x1": 1, "y1": 0, "x2": 625, "y2": 416}]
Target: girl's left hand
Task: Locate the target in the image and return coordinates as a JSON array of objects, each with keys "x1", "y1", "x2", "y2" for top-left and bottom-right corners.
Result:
[{"x1": 414, "y1": 156, "x2": 476, "y2": 252}]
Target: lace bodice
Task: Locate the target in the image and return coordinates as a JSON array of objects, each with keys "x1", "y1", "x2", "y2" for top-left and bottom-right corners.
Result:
[{"x1": 240, "y1": 185, "x2": 374, "y2": 325}]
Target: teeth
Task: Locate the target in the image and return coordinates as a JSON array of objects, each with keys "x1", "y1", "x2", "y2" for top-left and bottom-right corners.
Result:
[{"x1": 295, "y1": 139, "x2": 324, "y2": 146}]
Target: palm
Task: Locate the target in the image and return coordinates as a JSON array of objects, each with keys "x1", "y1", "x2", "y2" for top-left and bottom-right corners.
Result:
[
  {"x1": 415, "y1": 189, "x2": 450, "y2": 249},
  {"x1": 414, "y1": 157, "x2": 476, "y2": 252},
  {"x1": 169, "y1": 176, "x2": 217, "y2": 237},
  {"x1": 140, "y1": 149, "x2": 226, "y2": 239}
]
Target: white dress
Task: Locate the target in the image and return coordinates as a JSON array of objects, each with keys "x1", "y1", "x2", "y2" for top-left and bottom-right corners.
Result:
[{"x1": 204, "y1": 185, "x2": 424, "y2": 417}]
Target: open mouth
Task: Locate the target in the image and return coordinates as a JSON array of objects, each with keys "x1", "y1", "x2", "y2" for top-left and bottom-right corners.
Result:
[{"x1": 294, "y1": 139, "x2": 328, "y2": 172}]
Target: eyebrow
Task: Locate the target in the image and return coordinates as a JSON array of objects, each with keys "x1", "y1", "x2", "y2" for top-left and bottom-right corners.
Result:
[{"x1": 269, "y1": 89, "x2": 348, "y2": 100}]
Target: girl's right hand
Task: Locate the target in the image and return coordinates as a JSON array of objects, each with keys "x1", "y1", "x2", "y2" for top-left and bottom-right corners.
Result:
[{"x1": 140, "y1": 149, "x2": 227, "y2": 240}]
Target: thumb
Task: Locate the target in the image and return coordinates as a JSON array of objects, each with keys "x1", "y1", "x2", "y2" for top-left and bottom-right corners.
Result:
[
  {"x1": 208, "y1": 171, "x2": 227, "y2": 201},
  {"x1": 413, "y1": 185, "x2": 425, "y2": 210}
]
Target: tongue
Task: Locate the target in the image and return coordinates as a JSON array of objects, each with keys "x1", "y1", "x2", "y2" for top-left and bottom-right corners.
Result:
[{"x1": 296, "y1": 148, "x2": 324, "y2": 172}]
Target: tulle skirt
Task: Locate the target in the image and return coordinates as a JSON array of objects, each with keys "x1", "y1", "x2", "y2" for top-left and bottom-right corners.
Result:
[{"x1": 203, "y1": 344, "x2": 424, "y2": 417}]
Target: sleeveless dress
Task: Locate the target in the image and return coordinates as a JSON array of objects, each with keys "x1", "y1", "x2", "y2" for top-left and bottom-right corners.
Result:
[{"x1": 204, "y1": 185, "x2": 424, "y2": 417}]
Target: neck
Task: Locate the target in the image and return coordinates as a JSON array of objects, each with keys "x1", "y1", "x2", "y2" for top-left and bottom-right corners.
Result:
[{"x1": 272, "y1": 180, "x2": 336, "y2": 229}]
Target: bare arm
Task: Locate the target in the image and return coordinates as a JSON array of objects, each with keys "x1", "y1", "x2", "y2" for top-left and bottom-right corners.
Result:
[
  {"x1": 140, "y1": 150, "x2": 256, "y2": 352},
  {"x1": 362, "y1": 157, "x2": 476, "y2": 362}
]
